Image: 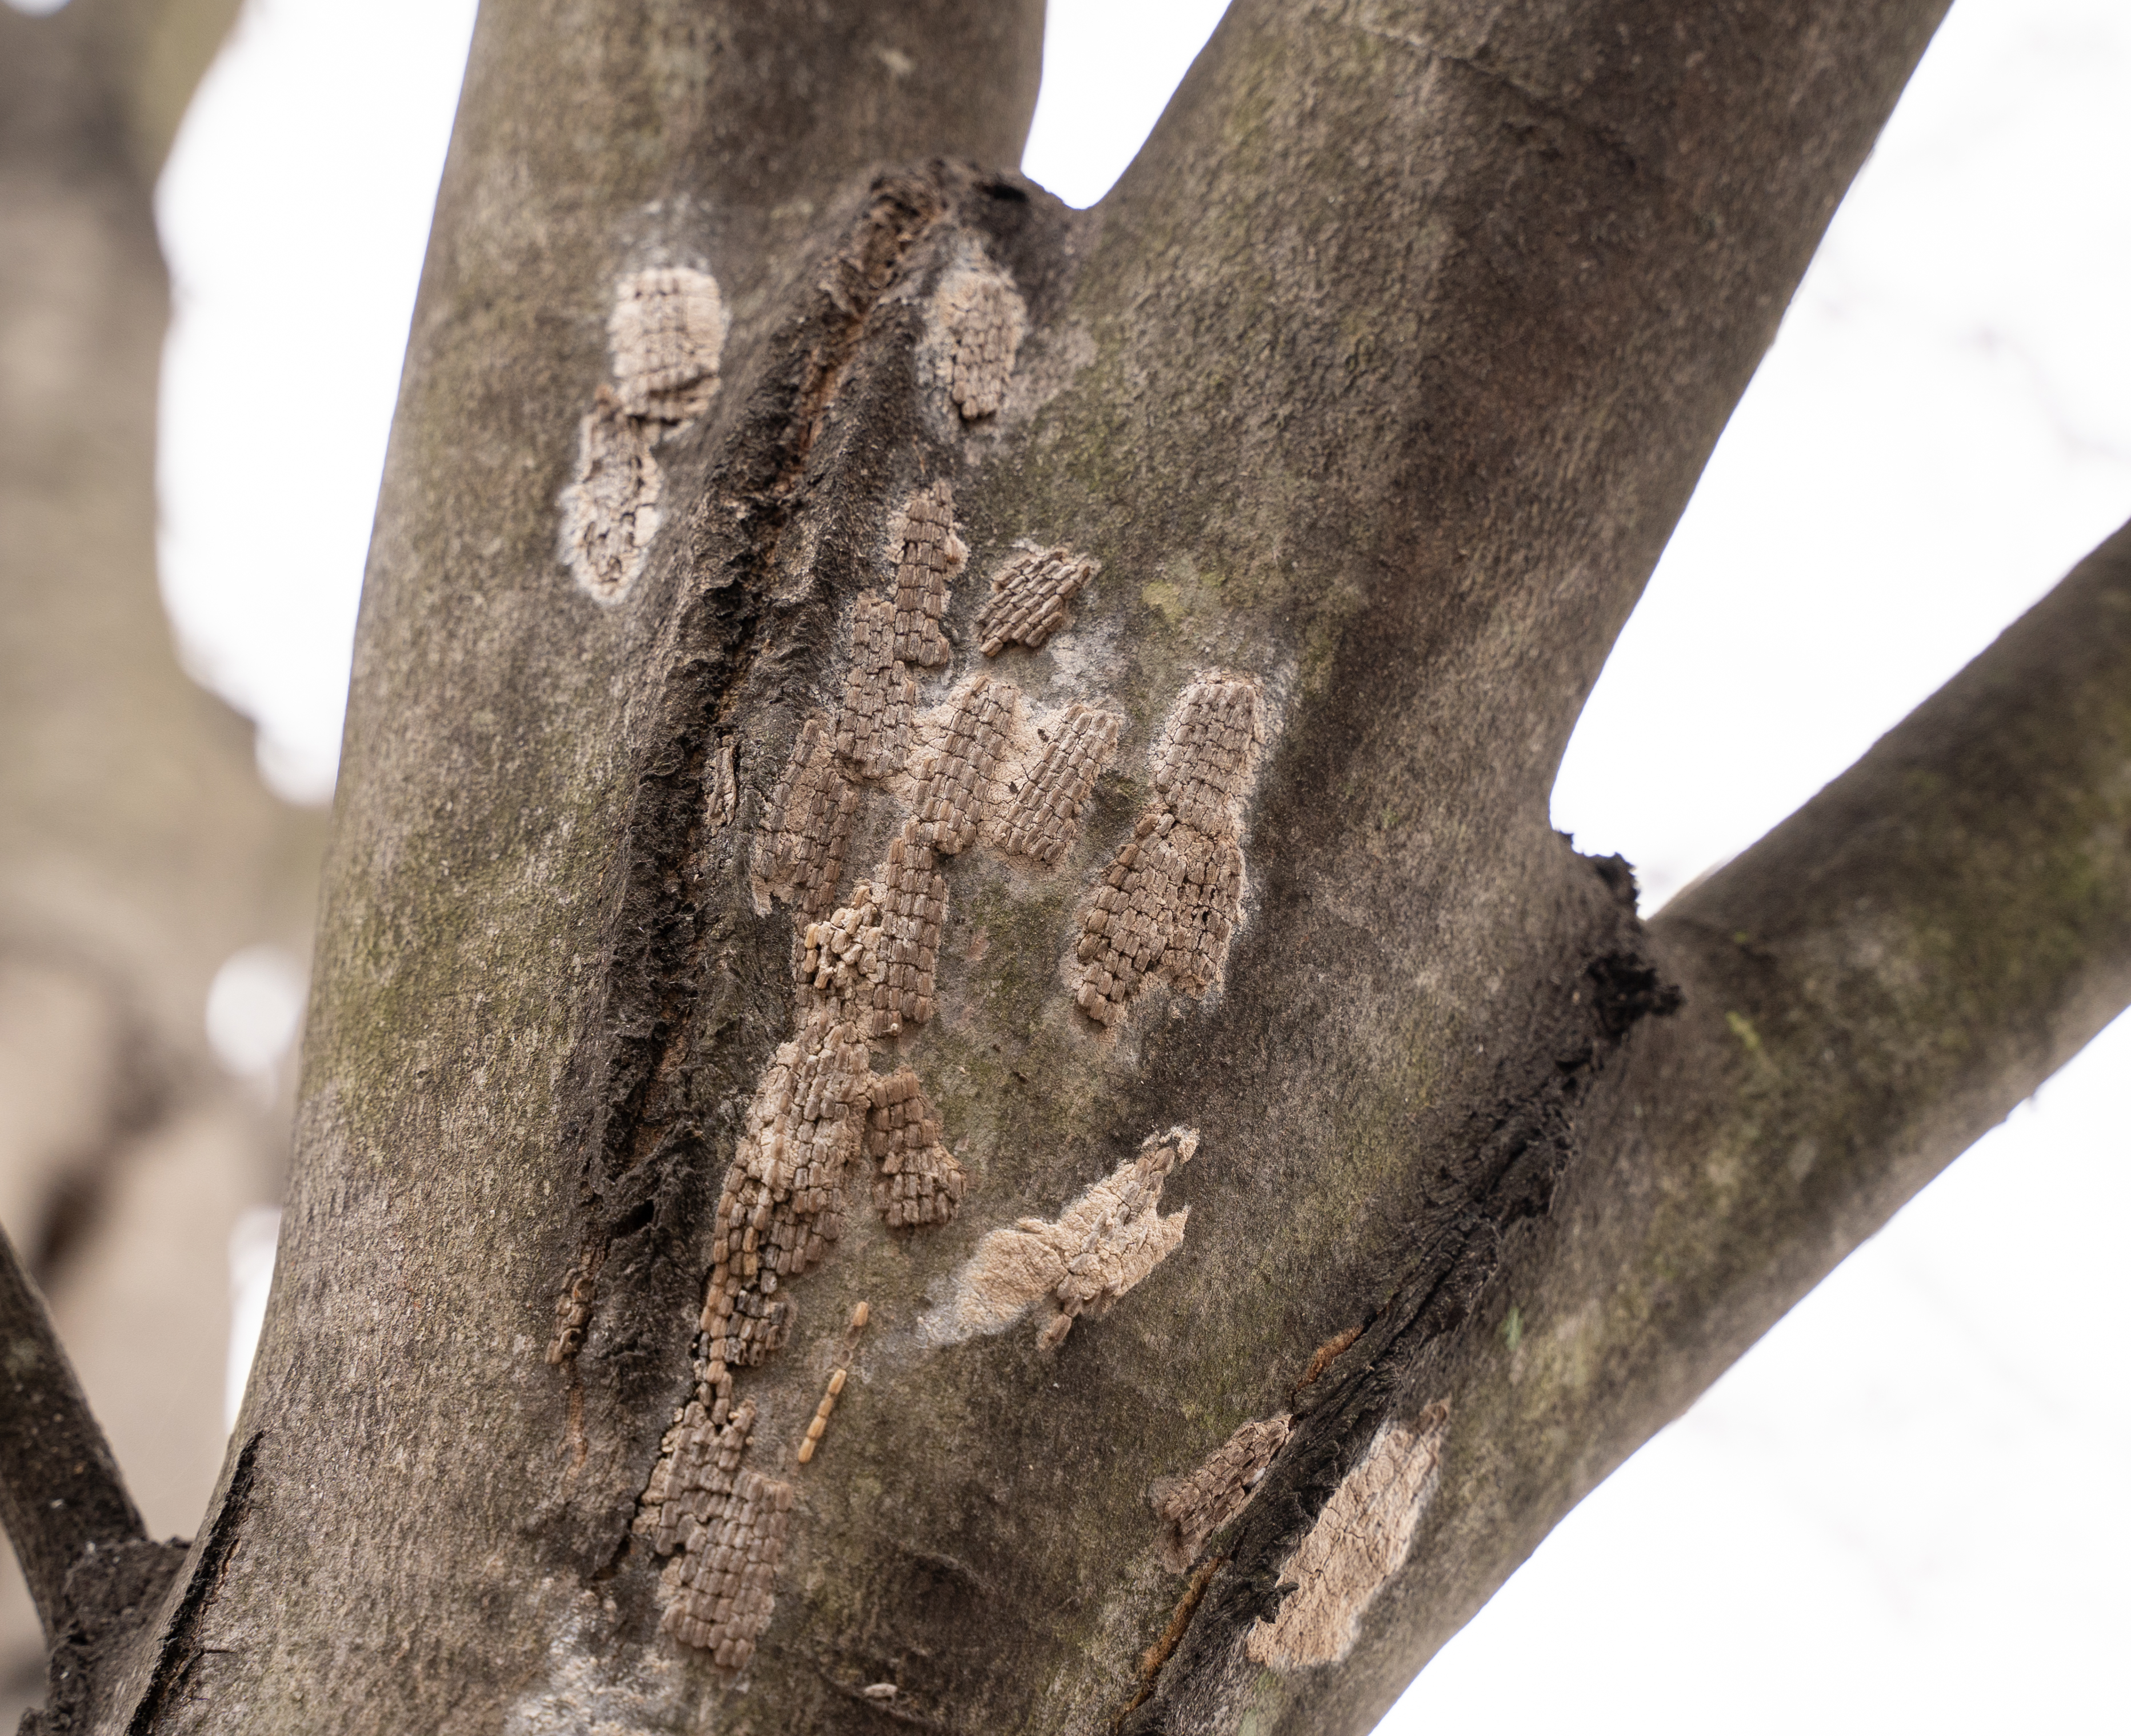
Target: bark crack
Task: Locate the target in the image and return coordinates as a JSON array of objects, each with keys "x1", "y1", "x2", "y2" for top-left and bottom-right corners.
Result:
[
  {"x1": 1122, "y1": 852, "x2": 1681, "y2": 1728},
  {"x1": 120, "y1": 1431, "x2": 263, "y2": 1736}
]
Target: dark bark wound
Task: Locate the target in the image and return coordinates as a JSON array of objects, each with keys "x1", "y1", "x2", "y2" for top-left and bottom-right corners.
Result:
[
  {"x1": 113, "y1": 1433, "x2": 263, "y2": 1736},
  {"x1": 535, "y1": 161, "x2": 1085, "y2": 1570},
  {"x1": 14, "y1": 1537, "x2": 189, "y2": 1736},
  {"x1": 1121, "y1": 854, "x2": 1680, "y2": 1733}
]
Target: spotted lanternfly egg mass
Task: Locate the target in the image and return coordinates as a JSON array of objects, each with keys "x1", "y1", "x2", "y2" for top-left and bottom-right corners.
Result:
[
  {"x1": 637, "y1": 1398, "x2": 794, "y2": 1668},
  {"x1": 559, "y1": 388, "x2": 661, "y2": 602},
  {"x1": 609, "y1": 266, "x2": 727, "y2": 422},
  {"x1": 977, "y1": 547, "x2": 1100, "y2": 657},
  {"x1": 615, "y1": 227, "x2": 1273, "y2": 1672},
  {"x1": 751, "y1": 718, "x2": 861, "y2": 918},
  {"x1": 1150, "y1": 1413, "x2": 1294, "y2": 1571},
  {"x1": 1075, "y1": 673, "x2": 1263, "y2": 1026},
  {"x1": 559, "y1": 267, "x2": 726, "y2": 604},
  {"x1": 835, "y1": 593, "x2": 916, "y2": 781},
  {"x1": 922, "y1": 1127, "x2": 1202, "y2": 1350},
  {"x1": 939, "y1": 266, "x2": 1025, "y2": 421},
  {"x1": 890, "y1": 481, "x2": 965, "y2": 668},
  {"x1": 866, "y1": 1069, "x2": 965, "y2": 1229},
  {"x1": 994, "y1": 703, "x2": 1121, "y2": 867}
]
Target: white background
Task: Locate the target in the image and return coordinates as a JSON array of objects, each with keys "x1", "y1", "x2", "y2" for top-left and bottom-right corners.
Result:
[{"x1": 146, "y1": 1, "x2": 2130, "y2": 1728}]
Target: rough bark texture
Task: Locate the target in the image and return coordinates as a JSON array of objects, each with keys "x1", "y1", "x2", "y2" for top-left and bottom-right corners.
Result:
[
  {"x1": 0, "y1": 0, "x2": 323, "y2": 1722},
  {"x1": 22, "y1": 0, "x2": 2130, "y2": 1732}
]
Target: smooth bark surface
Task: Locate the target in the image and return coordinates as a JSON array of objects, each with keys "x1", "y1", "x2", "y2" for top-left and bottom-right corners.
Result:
[{"x1": 24, "y1": 0, "x2": 2128, "y2": 1733}]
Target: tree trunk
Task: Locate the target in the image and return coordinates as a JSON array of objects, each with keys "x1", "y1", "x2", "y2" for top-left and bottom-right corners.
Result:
[{"x1": 13, "y1": 1, "x2": 2130, "y2": 1733}]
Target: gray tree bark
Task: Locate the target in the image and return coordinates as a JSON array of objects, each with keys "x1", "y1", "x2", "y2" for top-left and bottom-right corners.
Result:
[{"x1": 7, "y1": 1, "x2": 2128, "y2": 1733}]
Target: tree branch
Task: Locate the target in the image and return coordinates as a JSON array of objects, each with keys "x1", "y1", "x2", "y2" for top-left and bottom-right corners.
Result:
[
  {"x1": 0, "y1": 0, "x2": 243, "y2": 189},
  {"x1": 1076, "y1": 0, "x2": 1952, "y2": 790},
  {"x1": 0, "y1": 1220, "x2": 146, "y2": 1638},
  {"x1": 423, "y1": 0, "x2": 1044, "y2": 341},
  {"x1": 1644, "y1": 511, "x2": 2131, "y2": 1342},
  {"x1": 1270, "y1": 521, "x2": 2131, "y2": 1732}
]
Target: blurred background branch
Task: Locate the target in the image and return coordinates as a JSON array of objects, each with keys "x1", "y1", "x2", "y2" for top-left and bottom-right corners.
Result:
[{"x1": 0, "y1": 0, "x2": 324, "y2": 1718}]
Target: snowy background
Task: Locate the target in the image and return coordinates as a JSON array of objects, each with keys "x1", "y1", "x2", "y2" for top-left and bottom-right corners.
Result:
[{"x1": 147, "y1": 0, "x2": 2130, "y2": 1727}]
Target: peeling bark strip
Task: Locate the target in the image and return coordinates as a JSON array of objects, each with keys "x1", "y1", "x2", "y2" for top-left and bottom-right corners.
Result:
[
  {"x1": 1076, "y1": 673, "x2": 1264, "y2": 1025},
  {"x1": 1293, "y1": 1323, "x2": 1364, "y2": 1395},
  {"x1": 1149, "y1": 1414, "x2": 1294, "y2": 1573},
  {"x1": 1113, "y1": 1552, "x2": 1228, "y2": 1730},
  {"x1": 706, "y1": 739, "x2": 736, "y2": 829},
  {"x1": 559, "y1": 268, "x2": 728, "y2": 602},
  {"x1": 975, "y1": 546, "x2": 1100, "y2": 656},
  {"x1": 922, "y1": 1127, "x2": 1201, "y2": 1350},
  {"x1": 1245, "y1": 1405, "x2": 1450, "y2": 1670},
  {"x1": 126, "y1": 1430, "x2": 265, "y2": 1733}
]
